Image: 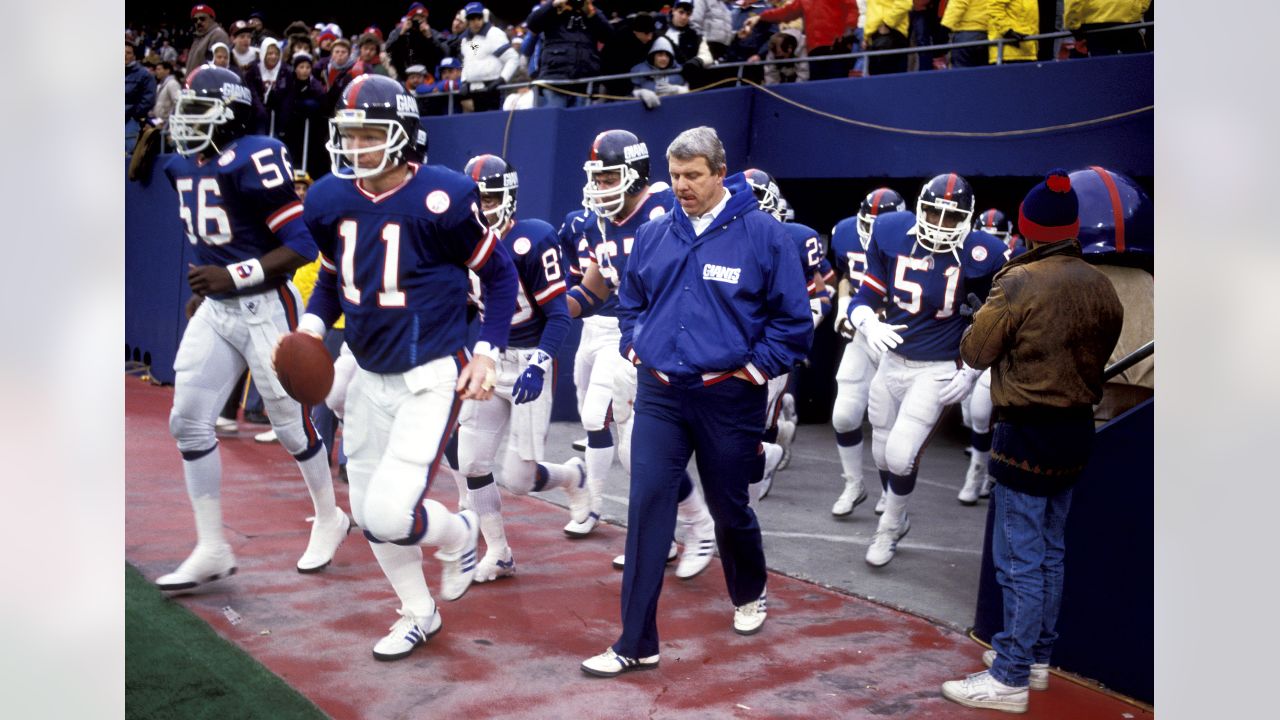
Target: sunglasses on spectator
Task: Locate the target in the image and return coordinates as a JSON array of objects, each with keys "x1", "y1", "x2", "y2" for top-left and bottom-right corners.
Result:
[{"x1": 193, "y1": 16, "x2": 209, "y2": 23}]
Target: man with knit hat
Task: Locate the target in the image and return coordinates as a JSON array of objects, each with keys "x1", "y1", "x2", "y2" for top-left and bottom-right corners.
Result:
[
  {"x1": 942, "y1": 170, "x2": 1123, "y2": 713},
  {"x1": 186, "y1": 4, "x2": 231, "y2": 76}
]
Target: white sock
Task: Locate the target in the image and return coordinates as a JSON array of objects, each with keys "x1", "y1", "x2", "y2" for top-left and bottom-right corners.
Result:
[
  {"x1": 538, "y1": 461, "x2": 580, "y2": 491},
  {"x1": 881, "y1": 490, "x2": 909, "y2": 528},
  {"x1": 585, "y1": 445, "x2": 613, "y2": 487},
  {"x1": 421, "y1": 499, "x2": 468, "y2": 552},
  {"x1": 295, "y1": 446, "x2": 338, "y2": 517},
  {"x1": 182, "y1": 451, "x2": 227, "y2": 548},
  {"x1": 369, "y1": 541, "x2": 435, "y2": 618},
  {"x1": 677, "y1": 483, "x2": 714, "y2": 539},
  {"x1": 836, "y1": 441, "x2": 865, "y2": 487},
  {"x1": 470, "y1": 482, "x2": 507, "y2": 552}
]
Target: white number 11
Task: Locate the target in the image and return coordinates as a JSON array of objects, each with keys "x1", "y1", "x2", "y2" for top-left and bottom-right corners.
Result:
[{"x1": 338, "y1": 220, "x2": 406, "y2": 308}]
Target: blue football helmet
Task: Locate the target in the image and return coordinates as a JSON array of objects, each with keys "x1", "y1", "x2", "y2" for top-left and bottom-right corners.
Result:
[
  {"x1": 857, "y1": 187, "x2": 906, "y2": 249},
  {"x1": 915, "y1": 173, "x2": 975, "y2": 254},
  {"x1": 1070, "y1": 166, "x2": 1153, "y2": 257},
  {"x1": 583, "y1": 129, "x2": 649, "y2": 218},
  {"x1": 465, "y1": 154, "x2": 518, "y2": 228},
  {"x1": 326, "y1": 74, "x2": 427, "y2": 179},
  {"x1": 168, "y1": 65, "x2": 253, "y2": 157},
  {"x1": 743, "y1": 168, "x2": 785, "y2": 221}
]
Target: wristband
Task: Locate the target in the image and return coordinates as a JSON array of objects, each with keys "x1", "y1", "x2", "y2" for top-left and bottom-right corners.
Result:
[
  {"x1": 473, "y1": 341, "x2": 502, "y2": 363},
  {"x1": 227, "y1": 258, "x2": 265, "y2": 290},
  {"x1": 527, "y1": 349, "x2": 554, "y2": 373},
  {"x1": 297, "y1": 313, "x2": 328, "y2": 338},
  {"x1": 568, "y1": 284, "x2": 602, "y2": 309}
]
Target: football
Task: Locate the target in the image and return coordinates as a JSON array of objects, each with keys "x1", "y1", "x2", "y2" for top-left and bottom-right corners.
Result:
[{"x1": 274, "y1": 332, "x2": 334, "y2": 405}]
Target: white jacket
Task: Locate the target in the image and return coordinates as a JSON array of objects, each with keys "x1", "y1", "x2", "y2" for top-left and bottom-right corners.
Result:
[
  {"x1": 692, "y1": 0, "x2": 735, "y2": 46},
  {"x1": 460, "y1": 23, "x2": 519, "y2": 88}
]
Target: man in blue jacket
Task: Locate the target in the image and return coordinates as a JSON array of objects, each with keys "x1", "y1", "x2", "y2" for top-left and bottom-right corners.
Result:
[{"x1": 581, "y1": 126, "x2": 812, "y2": 677}]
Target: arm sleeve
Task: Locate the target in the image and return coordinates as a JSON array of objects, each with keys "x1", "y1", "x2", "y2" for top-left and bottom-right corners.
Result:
[
  {"x1": 496, "y1": 34, "x2": 520, "y2": 81},
  {"x1": 441, "y1": 185, "x2": 518, "y2": 349},
  {"x1": 758, "y1": 0, "x2": 804, "y2": 24},
  {"x1": 303, "y1": 253, "x2": 343, "y2": 329},
  {"x1": 526, "y1": 2, "x2": 554, "y2": 33},
  {"x1": 941, "y1": 0, "x2": 968, "y2": 31},
  {"x1": 849, "y1": 234, "x2": 889, "y2": 310},
  {"x1": 748, "y1": 225, "x2": 816, "y2": 378},
  {"x1": 960, "y1": 271, "x2": 1017, "y2": 371},
  {"x1": 536, "y1": 293, "x2": 572, "y2": 358}
]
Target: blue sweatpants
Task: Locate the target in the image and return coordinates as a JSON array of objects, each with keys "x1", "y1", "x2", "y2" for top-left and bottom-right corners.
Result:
[{"x1": 614, "y1": 371, "x2": 768, "y2": 659}]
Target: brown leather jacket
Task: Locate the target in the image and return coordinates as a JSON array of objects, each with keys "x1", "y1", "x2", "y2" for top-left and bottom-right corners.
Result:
[{"x1": 960, "y1": 240, "x2": 1123, "y2": 412}]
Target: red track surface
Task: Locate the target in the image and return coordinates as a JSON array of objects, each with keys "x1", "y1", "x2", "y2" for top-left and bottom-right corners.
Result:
[{"x1": 126, "y1": 378, "x2": 1151, "y2": 719}]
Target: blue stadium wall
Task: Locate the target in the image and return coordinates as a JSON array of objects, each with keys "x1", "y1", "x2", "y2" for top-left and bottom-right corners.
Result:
[{"x1": 127, "y1": 53, "x2": 1152, "y2": 405}]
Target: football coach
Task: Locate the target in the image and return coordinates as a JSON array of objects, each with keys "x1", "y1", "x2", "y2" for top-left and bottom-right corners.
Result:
[{"x1": 581, "y1": 126, "x2": 812, "y2": 677}]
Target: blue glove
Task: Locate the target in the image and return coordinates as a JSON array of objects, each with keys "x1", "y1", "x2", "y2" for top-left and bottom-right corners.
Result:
[{"x1": 512, "y1": 350, "x2": 553, "y2": 405}]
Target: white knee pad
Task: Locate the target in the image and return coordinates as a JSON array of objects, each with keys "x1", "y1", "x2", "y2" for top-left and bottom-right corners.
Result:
[
  {"x1": 169, "y1": 407, "x2": 216, "y2": 453},
  {"x1": 884, "y1": 435, "x2": 919, "y2": 476},
  {"x1": 360, "y1": 458, "x2": 424, "y2": 542},
  {"x1": 831, "y1": 391, "x2": 867, "y2": 434},
  {"x1": 501, "y1": 453, "x2": 538, "y2": 495},
  {"x1": 263, "y1": 396, "x2": 317, "y2": 456}
]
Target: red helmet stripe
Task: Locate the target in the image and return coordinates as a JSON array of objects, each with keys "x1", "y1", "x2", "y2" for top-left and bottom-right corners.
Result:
[
  {"x1": 943, "y1": 173, "x2": 957, "y2": 200},
  {"x1": 471, "y1": 155, "x2": 491, "y2": 181},
  {"x1": 1089, "y1": 166, "x2": 1126, "y2": 253},
  {"x1": 986, "y1": 209, "x2": 995, "y2": 226},
  {"x1": 870, "y1": 188, "x2": 886, "y2": 216},
  {"x1": 590, "y1": 133, "x2": 603, "y2": 161},
  {"x1": 185, "y1": 65, "x2": 204, "y2": 89},
  {"x1": 347, "y1": 75, "x2": 368, "y2": 109}
]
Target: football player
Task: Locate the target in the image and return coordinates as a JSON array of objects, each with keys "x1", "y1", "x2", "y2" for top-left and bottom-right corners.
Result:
[
  {"x1": 556, "y1": 203, "x2": 592, "y2": 452},
  {"x1": 829, "y1": 187, "x2": 906, "y2": 517},
  {"x1": 455, "y1": 153, "x2": 592, "y2": 583},
  {"x1": 846, "y1": 173, "x2": 1007, "y2": 567},
  {"x1": 566, "y1": 129, "x2": 717, "y2": 579},
  {"x1": 741, "y1": 168, "x2": 826, "y2": 500},
  {"x1": 156, "y1": 65, "x2": 350, "y2": 592},
  {"x1": 292, "y1": 74, "x2": 519, "y2": 660}
]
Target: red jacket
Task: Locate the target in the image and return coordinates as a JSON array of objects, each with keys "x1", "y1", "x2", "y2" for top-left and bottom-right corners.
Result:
[{"x1": 758, "y1": 0, "x2": 858, "y2": 51}]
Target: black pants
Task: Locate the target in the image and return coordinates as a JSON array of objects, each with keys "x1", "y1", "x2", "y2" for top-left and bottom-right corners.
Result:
[
  {"x1": 869, "y1": 29, "x2": 909, "y2": 76},
  {"x1": 1076, "y1": 23, "x2": 1148, "y2": 56},
  {"x1": 808, "y1": 44, "x2": 853, "y2": 81}
]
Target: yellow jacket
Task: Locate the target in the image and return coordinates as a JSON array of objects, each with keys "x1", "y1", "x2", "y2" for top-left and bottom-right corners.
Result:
[
  {"x1": 942, "y1": 0, "x2": 990, "y2": 34},
  {"x1": 988, "y1": 0, "x2": 1038, "y2": 63},
  {"x1": 1063, "y1": 0, "x2": 1151, "y2": 31},
  {"x1": 865, "y1": 0, "x2": 911, "y2": 38},
  {"x1": 292, "y1": 259, "x2": 345, "y2": 330}
]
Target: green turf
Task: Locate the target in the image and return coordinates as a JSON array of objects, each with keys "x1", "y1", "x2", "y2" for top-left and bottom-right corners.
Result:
[{"x1": 125, "y1": 563, "x2": 328, "y2": 720}]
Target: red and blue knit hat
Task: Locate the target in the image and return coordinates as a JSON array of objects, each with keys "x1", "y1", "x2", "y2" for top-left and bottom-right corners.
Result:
[{"x1": 1018, "y1": 169, "x2": 1079, "y2": 243}]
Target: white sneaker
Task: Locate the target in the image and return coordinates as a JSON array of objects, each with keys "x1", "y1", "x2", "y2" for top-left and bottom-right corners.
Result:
[
  {"x1": 775, "y1": 419, "x2": 796, "y2": 471},
  {"x1": 612, "y1": 541, "x2": 678, "y2": 570},
  {"x1": 156, "y1": 544, "x2": 237, "y2": 591},
  {"x1": 372, "y1": 607, "x2": 442, "y2": 662},
  {"x1": 831, "y1": 478, "x2": 868, "y2": 516},
  {"x1": 676, "y1": 535, "x2": 716, "y2": 579},
  {"x1": 562, "y1": 457, "x2": 600, "y2": 537},
  {"x1": 979, "y1": 476, "x2": 995, "y2": 499},
  {"x1": 580, "y1": 648, "x2": 660, "y2": 677},
  {"x1": 296, "y1": 508, "x2": 351, "y2": 573},
  {"x1": 254, "y1": 429, "x2": 278, "y2": 443},
  {"x1": 214, "y1": 417, "x2": 238, "y2": 434},
  {"x1": 983, "y1": 650, "x2": 1049, "y2": 690},
  {"x1": 473, "y1": 546, "x2": 516, "y2": 583},
  {"x1": 865, "y1": 514, "x2": 911, "y2": 567},
  {"x1": 436, "y1": 510, "x2": 480, "y2": 601},
  {"x1": 958, "y1": 454, "x2": 987, "y2": 505},
  {"x1": 733, "y1": 591, "x2": 767, "y2": 635},
  {"x1": 874, "y1": 492, "x2": 888, "y2": 515},
  {"x1": 756, "y1": 443, "x2": 784, "y2": 501},
  {"x1": 941, "y1": 670, "x2": 1029, "y2": 713}
]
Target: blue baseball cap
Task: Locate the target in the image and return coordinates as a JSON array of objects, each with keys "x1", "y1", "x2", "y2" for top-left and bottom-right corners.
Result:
[
  {"x1": 464, "y1": 2, "x2": 485, "y2": 17},
  {"x1": 439, "y1": 57, "x2": 462, "y2": 70}
]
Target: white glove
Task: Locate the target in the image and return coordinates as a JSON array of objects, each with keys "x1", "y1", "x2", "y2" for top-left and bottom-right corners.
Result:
[
  {"x1": 850, "y1": 304, "x2": 906, "y2": 354},
  {"x1": 325, "y1": 342, "x2": 358, "y2": 418},
  {"x1": 939, "y1": 363, "x2": 981, "y2": 405},
  {"x1": 809, "y1": 297, "x2": 829, "y2": 328},
  {"x1": 632, "y1": 88, "x2": 661, "y2": 110},
  {"x1": 834, "y1": 295, "x2": 855, "y2": 339}
]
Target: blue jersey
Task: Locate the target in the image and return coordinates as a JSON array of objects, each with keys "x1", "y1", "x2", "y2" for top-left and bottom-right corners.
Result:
[
  {"x1": 163, "y1": 136, "x2": 316, "y2": 299},
  {"x1": 557, "y1": 208, "x2": 591, "y2": 288},
  {"x1": 302, "y1": 162, "x2": 517, "y2": 374},
  {"x1": 830, "y1": 215, "x2": 869, "y2": 288},
  {"x1": 469, "y1": 219, "x2": 568, "y2": 349},
  {"x1": 851, "y1": 211, "x2": 1008, "y2": 362},
  {"x1": 581, "y1": 184, "x2": 675, "y2": 317},
  {"x1": 781, "y1": 222, "x2": 826, "y2": 296}
]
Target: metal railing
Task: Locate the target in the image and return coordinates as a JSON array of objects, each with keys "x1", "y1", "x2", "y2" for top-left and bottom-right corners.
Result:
[{"x1": 1103, "y1": 340, "x2": 1153, "y2": 382}]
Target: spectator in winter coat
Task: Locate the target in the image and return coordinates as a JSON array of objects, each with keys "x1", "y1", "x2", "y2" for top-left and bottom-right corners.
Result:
[
  {"x1": 318, "y1": 38, "x2": 364, "y2": 117},
  {"x1": 257, "y1": 38, "x2": 285, "y2": 105},
  {"x1": 526, "y1": 0, "x2": 613, "y2": 108},
  {"x1": 150, "y1": 61, "x2": 181, "y2": 124},
  {"x1": 941, "y1": 0, "x2": 990, "y2": 67},
  {"x1": 459, "y1": 2, "x2": 520, "y2": 112},
  {"x1": 745, "y1": 0, "x2": 857, "y2": 80},
  {"x1": 356, "y1": 33, "x2": 393, "y2": 77},
  {"x1": 600, "y1": 12, "x2": 658, "y2": 99},
  {"x1": 230, "y1": 21, "x2": 259, "y2": 68},
  {"x1": 210, "y1": 42, "x2": 231, "y2": 68},
  {"x1": 692, "y1": 0, "x2": 735, "y2": 58},
  {"x1": 864, "y1": 0, "x2": 910, "y2": 75},
  {"x1": 630, "y1": 35, "x2": 688, "y2": 99},
  {"x1": 125, "y1": 42, "x2": 156, "y2": 152},
  {"x1": 989, "y1": 0, "x2": 1038, "y2": 63},
  {"x1": 185, "y1": 4, "x2": 230, "y2": 76},
  {"x1": 763, "y1": 29, "x2": 810, "y2": 84},
  {"x1": 387, "y1": 2, "x2": 451, "y2": 78},
  {"x1": 272, "y1": 52, "x2": 328, "y2": 174},
  {"x1": 1064, "y1": 0, "x2": 1151, "y2": 56},
  {"x1": 665, "y1": 1, "x2": 715, "y2": 65},
  {"x1": 418, "y1": 57, "x2": 465, "y2": 116}
]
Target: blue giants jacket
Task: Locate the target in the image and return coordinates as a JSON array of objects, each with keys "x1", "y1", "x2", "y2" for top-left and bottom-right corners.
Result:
[{"x1": 617, "y1": 174, "x2": 812, "y2": 388}]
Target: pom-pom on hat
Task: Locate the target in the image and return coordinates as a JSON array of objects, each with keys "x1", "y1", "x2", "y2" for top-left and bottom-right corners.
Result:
[{"x1": 1018, "y1": 168, "x2": 1080, "y2": 243}]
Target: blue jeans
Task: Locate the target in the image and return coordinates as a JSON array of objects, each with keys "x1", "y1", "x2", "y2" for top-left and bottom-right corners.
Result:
[
  {"x1": 538, "y1": 86, "x2": 578, "y2": 108},
  {"x1": 989, "y1": 482, "x2": 1073, "y2": 688}
]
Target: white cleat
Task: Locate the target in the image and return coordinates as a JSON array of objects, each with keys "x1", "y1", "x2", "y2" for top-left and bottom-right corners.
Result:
[
  {"x1": 436, "y1": 510, "x2": 480, "y2": 601},
  {"x1": 562, "y1": 457, "x2": 600, "y2": 538},
  {"x1": 156, "y1": 544, "x2": 237, "y2": 591},
  {"x1": 980, "y1": 476, "x2": 995, "y2": 499},
  {"x1": 473, "y1": 546, "x2": 516, "y2": 583},
  {"x1": 755, "y1": 443, "x2": 784, "y2": 501},
  {"x1": 581, "y1": 648, "x2": 660, "y2": 677},
  {"x1": 214, "y1": 416, "x2": 239, "y2": 434},
  {"x1": 959, "y1": 454, "x2": 988, "y2": 506},
  {"x1": 676, "y1": 536, "x2": 716, "y2": 579},
  {"x1": 372, "y1": 607, "x2": 442, "y2": 662},
  {"x1": 865, "y1": 514, "x2": 911, "y2": 567},
  {"x1": 733, "y1": 591, "x2": 768, "y2": 635},
  {"x1": 775, "y1": 419, "x2": 796, "y2": 471},
  {"x1": 941, "y1": 670, "x2": 1029, "y2": 713},
  {"x1": 831, "y1": 478, "x2": 868, "y2": 517},
  {"x1": 612, "y1": 541, "x2": 678, "y2": 570},
  {"x1": 296, "y1": 508, "x2": 351, "y2": 573},
  {"x1": 983, "y1": 649, "x2": 1049, "y2": 691}
]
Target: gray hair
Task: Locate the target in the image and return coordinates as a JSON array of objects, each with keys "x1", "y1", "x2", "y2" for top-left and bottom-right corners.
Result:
[{"x1": 666, "y1": 126, "x2": 726, "y2": 174}]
